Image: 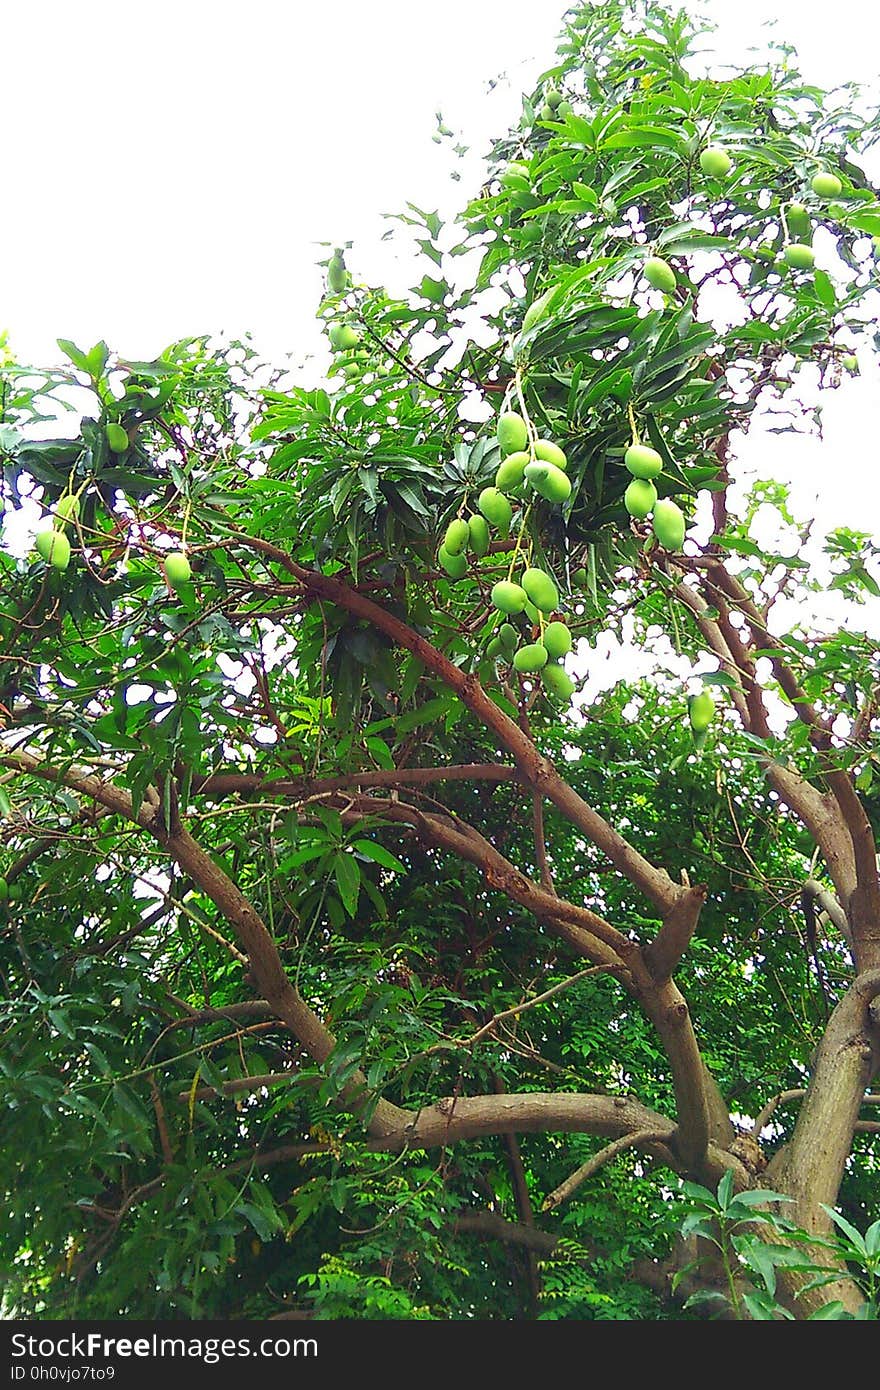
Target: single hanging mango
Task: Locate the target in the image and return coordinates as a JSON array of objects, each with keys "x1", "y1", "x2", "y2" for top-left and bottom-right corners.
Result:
[
  {"x1": 327, "y1": 248, "x2": 348, "y2": 293},
  {"x1": 784, "y1": 243, "x2": 815, "y2": 270},
  {"x1": 524, "y1": 461, "x2": 571, "y2": 504},
  {"x1": 477, "y1": 487, "x2": 513, "y2": 537},
  {"x1": 467, "y1": 514, "x2": 490, "y2": 557},
  {"x1": 164, "y1": 551, "x2": 191, "y2": 590},
  {"x1": 444, "y1": 518, "x2": 470, "y2": 556},
  {"x1": 624, "y1": 478, "x2": 657, "y2": 519},
  {"x1": 35, "y1": 529, "x2": 71, "y2": 571},
  {"x1": 688, "y1": 689, "x2": 716, "y2": 733},
  {"x1": 495, "y1": 451, "x2": 529, "y2": 492},
  {"x1": 643, "y1": 257, "x2": 676, "y2": 293},
  {"x1": 491, "y1": 580, "x2": 528, "y2": 615},
  {"x1": 513, "y1": 642, "x2": 549, "y2": 673},
  {"x1": 786, "y1": 203, "x2": 811, "y2": 240},
  {"x1": 106, "y1": 423, "x2": 129, "y2": 454},
  {"x1": 438, "y1": 545, "x2": 468, "y2": 579},
  {"x1": 496, "y1": 412, "x2": 529, "y2": 455},
  {"x1": 624, "y1": 444, "x2": 663, "y2": 480},
  {"x1": 811, "y1": 171, "x2": 842, "y2": 199},
  {"x1": 534, "y1": 439, "x2": 567, "y2": 470},
  {"x1": 542, "y1": 662, "x2": 575, "y2": 701},
  {"x1": 329, "y1": 322, "x2": 359, "y2": 350},
  {"x1": 542, "y1": 621, "x2": 571, "y2": 658},
  {"x1": 699, "y1": 145, "x2": 732, "y2": 178},
  {"x1": 652, "y1": 498, "x2": 686, "y2": 551},
  {"x1": 521, "y1": 567, "x2": 558, "y2": 613}
]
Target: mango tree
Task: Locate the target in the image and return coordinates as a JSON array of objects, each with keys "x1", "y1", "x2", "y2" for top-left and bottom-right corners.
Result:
[{"x1": 1, "y1": 0, "x2": 879, "y2": 1319}]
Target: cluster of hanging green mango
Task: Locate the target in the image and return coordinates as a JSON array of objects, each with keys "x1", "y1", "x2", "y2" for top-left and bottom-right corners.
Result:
[{"x1": 436, "y1": 407, "x2": 577, "y2": 704}]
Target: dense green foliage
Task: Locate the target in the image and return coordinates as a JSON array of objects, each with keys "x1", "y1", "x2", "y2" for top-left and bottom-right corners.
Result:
[{"x1": 1, "y1": 1, "x2": 879, "y2": 1320}]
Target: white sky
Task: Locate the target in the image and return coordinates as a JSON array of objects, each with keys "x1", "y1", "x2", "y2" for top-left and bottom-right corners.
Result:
[{"x1": 2, "y1": 0, "x2": 879, "y2": 568}]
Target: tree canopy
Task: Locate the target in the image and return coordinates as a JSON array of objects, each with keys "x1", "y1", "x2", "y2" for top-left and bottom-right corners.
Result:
[{"x1": 1, "y1": 0, "x2": 879, "y2": 1322}]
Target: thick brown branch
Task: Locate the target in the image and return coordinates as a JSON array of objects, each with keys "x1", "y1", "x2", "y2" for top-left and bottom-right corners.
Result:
[
  {"x1": 675, "y1": 575, "x2": 859, "y2": 915},
  {"x1": 367, "y1": 812, "x2": 726, "y2": 1164},
  {"x1": 1, "y1": 749, "x2": 408, "y2": 1141},
  {"x1": 335, "y1": 792, "x2": 632, "y2": 966},
  {"x1": 706, "y1": 565, "x2": 880, "y2": 962},
  {"x1": 645, "y1": 885, "x2": 708, "y2": 981},
  {"x1": 233, "y1": 534, "x2": 684, "y2": 917},
  {"x1": 532, "y1": 792, "x2": 556, "y2": 894},
  {"x1": 193, "y1": 764, "x2": 519, "y2": 799},
  {"x1": 765, "y1": 968, "x2": 880, "y2": 1317}
]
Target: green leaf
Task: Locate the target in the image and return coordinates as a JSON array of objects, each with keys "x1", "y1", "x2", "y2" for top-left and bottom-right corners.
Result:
[
  {"x1": 57, "y1": 339, "x2": 97, "y2": 375},
  {"x1": 351, "y1": 840, "x2": 406, "y2": 873},
  {"x1": 333, "y1": 852, "x2": 361, "y2": 918},
  {"x1": 658, "y1": 233, "x2": 735, "y2": 254}
]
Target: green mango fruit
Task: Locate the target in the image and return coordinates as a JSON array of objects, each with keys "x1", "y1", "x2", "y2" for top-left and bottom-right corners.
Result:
[
  {"x1": 784, "y1": 243, "x2": 815, "y2": 270},
  {"x1": 438, "y1": 545, "x2": 468, "y2": 579},
  {"x1": 106, "y1": 422, "x2": 129, "y2": 453},
  {"x1": 842, "y1": 354, "x2": 859, "y2": 373},
  {"x1": 624, "y1": 478, "x2": 658, "y2": 519},
  {"x1": 786, "y1": 203, "x2": 811, "y2": 239},
  {"x1": 543, "y1": 620, "x2": 572, "y2": 658},
  {"x1": 491, "y1": 580, "x2": 528, "y2": 615},
  {"x1": 542, "y1": 662, "x2": 575, "y2": 701},
  {"x1": 688, "y1": 689, "x2": 716, "y2": 733},
  {"x1": 496, "y1": 411, "x2": 529, "y2": 455},
  {"x1": 55, "y1": 494, "x2": 80, "y2": 524},
  {"x1": 524, "y1": 461, "x2": 571, "y2": 503},
  {"x1": 556, "y1": 100, "x2": 573, "y2": 116},
  {"x1": 522, "y1": 288, "x2": 554, "y2": 333},
  {"x1": 329, "y1": 322, "x2": 359, "y2": 350},
  {"x1": 164, "y1": 551, "x2": 191, "y2": 589},
  {"x1": 539, "y1": 103, "x2": 556, "y2": 122},
  {"x1": 468, "y1": 514, "x2": 490, "y2": 557},
  {"x1": 572, "y1": 566, "x2": 588, "y2": 587},
  {"x1": 499, "y1": 623, "x2": 519, "y2": 652},
  {"x1": 811, "y1": 171, "x2": 842, "y2": 199},
  {"x1": 486, "y1": 637, "x2": 504, "y2": 659},
  {"x1": 522, "y1": 567, "x2": 558, "y2": 613},
  {"x1": 524, "y1": 599, "x2": 540, "y2": 624},
  {"x1": 534, "y1": 439, "x2": 567, "y2": 470},
  {"x1": 643, "y1": 257, "x2": 676, "y2": 293},
  {"x1": 444, "y1": 518, "x2": 470, "y2": 555},
  {"x1": 478, "y1": 487, "x2": 513, "y2": 537},
  {"x1": 35, "y1": 529, "x2": 71, "y2": 570},
  {"x1": 699, "y1": 145, "x2": 732, "y2": 178},
  {"x1": 545, "y1": 86, "x2": 562, "y2": 109},
  {"x1": 652, "y1": 498, "x2": 686, "y2": 551},
  {"x1": 495, "y1": 451, "x2": 529, "y2": 492},
  {"x1": 624, "y1": 444, "x2": 663, "y2": 479},
  {"x1": 501, "y1": 161, "x2": 531, "y2": 187},
  {"x1": 327, "y1": 250, "x2": 348, "y2": 293},
  {"x1": 513, "y1": 642, "x2": 549, "y2": 673},
  {"x1": 0, "y1": 876, "x2": 8, "y2": 903}
]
